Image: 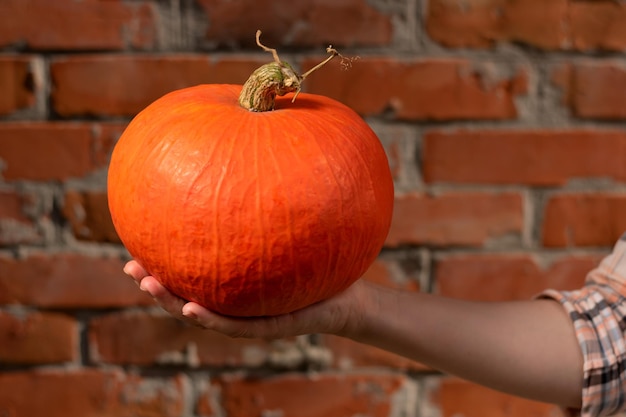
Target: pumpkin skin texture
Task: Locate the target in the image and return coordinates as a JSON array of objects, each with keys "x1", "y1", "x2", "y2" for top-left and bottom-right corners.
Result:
[{"x1": 107, "y1": 84, "x2": 394, "y2": 317}]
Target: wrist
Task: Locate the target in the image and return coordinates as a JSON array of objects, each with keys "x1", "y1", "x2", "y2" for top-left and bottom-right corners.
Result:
[{"x1": 337, "y1": 279, "x2": 387, "y2": 341}]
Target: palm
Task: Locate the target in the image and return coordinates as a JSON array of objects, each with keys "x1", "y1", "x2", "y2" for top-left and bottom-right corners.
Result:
[{"x1": 124, "y1": 260, "x2": 368, "y2": 339}]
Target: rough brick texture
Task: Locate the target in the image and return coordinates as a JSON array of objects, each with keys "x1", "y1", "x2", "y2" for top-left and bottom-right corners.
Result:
[
  {"x1": 0, "y1": 369, "x2": 186, "y2": 417},
  {"x1": 0, "y1": 252, "x2": 153, "y2": 308},
  {"x1": 0, "y1": 187, "x2": 48, "y2": 246},
  {"x1": 63, "y1": 189, "x2": 120, "y2": 243},
  {"x1": 553, "y1": 61, "x2": 626, "y2": 120},
  {"x1": 423, "y1": 130, "x2": 626, "y2": 186},
  {"x1": 543, "y1": 193, "x2": 626, "y2": 247},
  {"x1": 89, "y1": 310, "x2": 278, "y2": 367},
  {"x1": 434, "y1": 254, "x2": 600, "y2": 301},
  {"x1": 303, "y1": 57, "x2": 528, "y2": 120},
  {"x1": 0, "y1": 56, "x2": 38, "y2": 116},
  {"x1": 0, "y1": 122, "x2": 123, "y2": 181},
  {"x1": 386, "y1": 192, "x2": 524, "y2": 247},
  {"x1": 196, "y1": 0, "x2": 394, "y2": 48},
  {"x1": 427, "y1": 377, "x2": 560, "y2": 417},
  {"x1": 426, "y1": 0, "x2": 626, "y2": 51},
  {"x1": 0, "y1": 0, "x2": 158, "y2": 51},
  {"x1": 51, "y1": 56, "x2": 267, "y2": 117},
  {"x1": 0, "y1": 310, "x2": 78, "y2": 364},
  {"x1": 1, "y1": 0, "x2": 624, "y2": 416},
  {"x1": 208, "y1": 373, "x2": 413, "y2": 417}
]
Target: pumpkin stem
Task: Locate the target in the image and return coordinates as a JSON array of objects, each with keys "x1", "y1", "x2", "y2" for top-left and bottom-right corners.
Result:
[
  {"x1": 300, "y1": 47, "x2": 339, "y2": 80},
  {"x1": 254, "y1": 30, "x2": 282, "y2": 65},
  {"x1": 238, "y1": 30, "x2": 342, "y2": 112}
]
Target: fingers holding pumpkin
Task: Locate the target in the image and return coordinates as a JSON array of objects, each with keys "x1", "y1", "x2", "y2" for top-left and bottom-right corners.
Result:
[
  {"x1": 124, "y1": 261, "x2": 192, "y2": 323},
  {"x1": 179, "y1": 294, "x2": 357, "y2": 340},
  {"x1": 123, "y1": 260, "x2": 277, "y2": 334},
  {"x1": 122, "y1": 259, "x2": 360, "y2": 338},
  {"x1": 181, "y1": 302, "x2": 294, "y2": 339},
  {"x1": 123, "y1": 260, "x2": 149, "y2": 287},
  {"x1": 138, "y1": 276, "x2": 192, "y2": 321}
]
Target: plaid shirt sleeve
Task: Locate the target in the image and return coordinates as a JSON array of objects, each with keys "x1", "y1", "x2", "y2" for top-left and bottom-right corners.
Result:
[{"x1": 540, "y1": 234, "x2": 626, "y2": 417}]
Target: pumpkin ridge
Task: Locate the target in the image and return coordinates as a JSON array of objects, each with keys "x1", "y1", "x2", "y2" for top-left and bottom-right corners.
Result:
[
  {"x1": 252, "y1": 117, "x2": 268, "y2": 314},
  {"x1": 167, "y1": 107, "x2": 225, "y2": 304},
  {"x1": 264, "y1": 130, "x2": 300, "y2": 313},
  {"x1": 165, "y1": 116, "x2": 203, "y2": 295},
  {"x1": 290, "y1": 115, "x2": 344, "y2": 303},
  {"x1": 305, "y1": 113, "x2": 364, "y2": 292},
  {"x1": 118, "y1": 109, "x2": 173, "y2": 280},
  {"x1": 311, "y1": 108, "x2": 388, "y2": 290},
  {"x1": 207, "y1": 109, "x2": 239, "y2": 308}
]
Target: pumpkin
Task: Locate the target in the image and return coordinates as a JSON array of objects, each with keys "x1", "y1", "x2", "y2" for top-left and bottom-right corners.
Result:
[{"x1": 107, "y1": 33, "x2": 394, "y2": 317}]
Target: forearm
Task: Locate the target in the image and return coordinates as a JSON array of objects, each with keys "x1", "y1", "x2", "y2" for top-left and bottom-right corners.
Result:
[
  {"x1": 350, "y1": 281, "x2": 583, "y2": 408},
  {"x1": 130, "y1": 260, "x2": 583, "y2": 407}
]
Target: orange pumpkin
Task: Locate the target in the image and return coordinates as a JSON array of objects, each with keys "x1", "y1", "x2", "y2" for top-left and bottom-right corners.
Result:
[{"x1": 107, "y1": 35, "x2": 394, "y2": 317}]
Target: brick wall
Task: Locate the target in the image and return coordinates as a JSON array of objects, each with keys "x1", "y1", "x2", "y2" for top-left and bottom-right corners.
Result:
[{"x1": 1, "y1": 0, "x2": 625, "y2": 416}]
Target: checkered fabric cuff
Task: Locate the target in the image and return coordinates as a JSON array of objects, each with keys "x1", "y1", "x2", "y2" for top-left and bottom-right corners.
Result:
[{"x1": 540, "y1": 235, "x2": 626, "y2": 417}]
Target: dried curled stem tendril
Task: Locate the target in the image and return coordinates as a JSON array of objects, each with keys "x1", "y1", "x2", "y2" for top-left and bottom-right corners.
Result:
[{"x1": 254, "y1": 30, "x2": 358, "y2": 102}]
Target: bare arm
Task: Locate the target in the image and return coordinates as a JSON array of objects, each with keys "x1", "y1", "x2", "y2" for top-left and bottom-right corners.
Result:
[
  {"x1": 125, "y1": 261, "x2": 583, "y2": 409},
  {"x1": 354, "y1": 282, "x2": 583, "y2": 408}
]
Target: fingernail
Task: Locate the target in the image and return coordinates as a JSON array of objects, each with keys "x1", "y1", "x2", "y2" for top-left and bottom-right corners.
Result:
[
  {"x1": 139, "y1": 281, "x2": 149, "y2": 292},
  {"x1": 182, "y1": 309, "x2": 197, "y2": 320}
]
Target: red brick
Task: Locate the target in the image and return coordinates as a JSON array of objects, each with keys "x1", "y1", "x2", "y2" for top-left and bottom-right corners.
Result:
[
  {"x1": 0, "y1": 122, "x2": 123, "y2": 181},
  {"x1": 63, "y1": 190, "x2": 120, "y2": 243},
  {"x1": 434, "y1": 254, "x2": 600, "y2": 301},
  {"x1": 423, "y1": 130, "x2": 626, "y2": 186},
  {"x1": 543, "y1": 193, "x2": 626, "y2": 247},
  {"x1": 382, "y1": 135, "x2": 402, "y2": 182},
  {"x1": 0, "y1": 369, "x2": 186, "y2": 417},
  {"x1": 197, "y1": 391, "x2": 217, "y2": 417},
  {"x1": 373, "y1": 124, "x2": 419, "y2": 186},
  {"x1": 0, "y1": 0, "x2": 157, "y2": 51},
  {"x1": 119, "y1": 374, "x2": 187, "y2": 417},
  {"x1": 0, "y1": 310, "x2": 78, "y2": 364},
  {"x1": 385, "y1": 192, "x2": 523, "y2": 247},
  {"x1": 0, "y1": 188, "x2": 45, "y2": 246},
  {"x1": 196, "y1": 0, "x2": 392, "y2": 48},
  {"x1": 427, "y1": 377, "x2": 559, "y2": 417},
  {"x1": 94, "y1": 123, "x2": 126, "y2": 165},
  {"x1": 51, "y1": 56, "x2": 266, "y2": 117},
  {"x1": 303, "y1": 57, "x2": 527, "y2": 120},
  {"x1": 206, "y1": 373, "x2": 412, "y2": 417},
  {"x1": 0, "y1": 56, "x2": 37, "y2": 116},
  {"x1": 553, "y1": 61, "x2": 626, "y2": 120},
  {"x1": 570, "y1": 2, "x2": 626, "y2": 51},
  {"x1": 426, "y1": 0, "x2": 626, "y2": 51},
  {"x1": 0, "y1": 252, "x2": 153, "y2": 308},
  {"x1": 89, "y1": 310, "x2": 276, "y2": 367},
  {"x1": 426, "y1": 0, "x2": 568, "y2": 49}
]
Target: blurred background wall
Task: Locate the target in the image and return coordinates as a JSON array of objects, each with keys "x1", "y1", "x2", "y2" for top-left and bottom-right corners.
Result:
[{"x1": 1, "y1": 0, "x2": 626, "y2": 415}]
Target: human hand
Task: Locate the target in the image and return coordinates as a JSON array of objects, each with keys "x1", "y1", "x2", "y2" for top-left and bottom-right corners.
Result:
[{"x1": 123, "y1": 260, "x2": 372, "y2": 339}]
